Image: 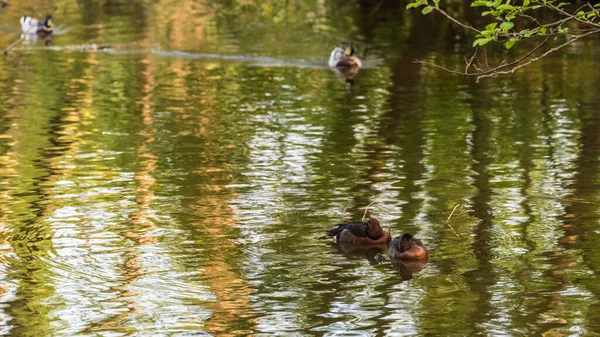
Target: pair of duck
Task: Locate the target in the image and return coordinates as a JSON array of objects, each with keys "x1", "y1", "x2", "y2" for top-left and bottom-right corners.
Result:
[{"x1": 326, "y1": 218, "x2": 428, "y2": 260}]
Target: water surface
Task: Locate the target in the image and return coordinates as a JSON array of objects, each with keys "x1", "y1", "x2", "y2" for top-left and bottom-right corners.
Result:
[{"x1": 1, "y1": 0, "x2": 600, "y2": 336}]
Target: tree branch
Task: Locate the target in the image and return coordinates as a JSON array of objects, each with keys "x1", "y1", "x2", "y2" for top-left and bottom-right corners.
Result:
[
  {"x1": 408, "y1": 0, "x2": 600, "y2": 81},
  {"x1": 414, "y1": 34, "x2": 551, "y2": 77},
  {"x1": 548, "y1": 4, "x2": 600, "y2": 29},
  {"x1": 475, "y1": 29, "x2": 600, "y2": 81},
  {"x1": 433, "y1": 7, "x2": 482, "y2": 34}
]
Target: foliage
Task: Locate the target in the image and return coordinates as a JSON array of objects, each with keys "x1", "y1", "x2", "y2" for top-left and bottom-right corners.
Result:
[{"x1": 406, "y1": 0, "x2": 600, "y2": 80}]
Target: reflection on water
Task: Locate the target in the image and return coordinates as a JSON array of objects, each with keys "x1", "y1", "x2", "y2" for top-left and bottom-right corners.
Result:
[
  {"x1": 334, "y1": 242, "x2": 388, "y2": 265},
  {"x1": 1, "y1": 0, "x2": 600, "y2": 336}
]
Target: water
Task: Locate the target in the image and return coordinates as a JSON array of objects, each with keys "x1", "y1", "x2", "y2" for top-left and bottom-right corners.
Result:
[{"x1": 1, "y1": 0, "x2": 600, "y2": 336}]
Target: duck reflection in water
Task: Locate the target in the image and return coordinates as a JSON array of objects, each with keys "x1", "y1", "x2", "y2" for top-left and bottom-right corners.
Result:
[
  {"x1": 328, "y1": 42, "x2": 362, "y2": 88},
  {"x1": 334, "y1": 242, "x2": 389, "y2": 265},
  {"x1": 21, "y1": 32, "x2": 52, "y2": 45},
  {"x1": 391, "y1": 258, "x2": 428, "y2": 280}
]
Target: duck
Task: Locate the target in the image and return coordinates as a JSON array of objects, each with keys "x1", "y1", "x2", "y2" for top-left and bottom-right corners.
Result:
[
  {"x1": 326, "y1": 217, "x2": 391, "y2": 245},
  {"x1": 20, "y1": 15, "x2": 53, "y2": 35},
  {"x1": 388, "y1": 233, "x2": 428, "y2": 260},
  {"x1": 328, "y1": 43, "x2": 362, "y2": 68}
]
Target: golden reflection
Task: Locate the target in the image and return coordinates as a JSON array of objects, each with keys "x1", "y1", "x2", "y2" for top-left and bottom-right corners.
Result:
[
  {"x1": 90, "y1": 52, "x2": 158, "y2": 334},
  {"x1": 153, "y1": 0, "x2": 213, "y2": 51},
  {"x1": 0, "y1": 48, "x2": 103, "y2": 336},
  {"x1": 175, "y1": 61, "x2": 256, "y2": 336},
  {"x1": 189, "y1": 195, "x2": 256, "y2": 336}
]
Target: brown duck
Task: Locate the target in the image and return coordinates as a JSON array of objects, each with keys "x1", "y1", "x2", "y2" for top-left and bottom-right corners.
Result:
[
  {"x1": 326, "y1": 218, "x2": 391, "y2": 245},
  {"x1": 388, "y1": 233, "x2": 428, "y2": 260}
]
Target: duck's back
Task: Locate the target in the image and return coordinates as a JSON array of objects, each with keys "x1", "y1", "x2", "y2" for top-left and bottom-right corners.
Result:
[
  {"x1": 326, "y1": 222, "x2": 367, "y2": 240},
  {"x1": 20, "y1": 16, "x2": 39, "y2": 33},
  {"x1": 328, "y1": 47, "x2": 345, "y2": 68}
]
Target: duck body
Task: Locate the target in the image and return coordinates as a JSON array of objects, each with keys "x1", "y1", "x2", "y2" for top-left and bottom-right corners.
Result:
[
  {"x1": 326, "y1": 218, "x2": 391, "y2": 245},
  {"x1": 20, "y1": 15, "x2": 53, "y2": 35},
  {"x1": 389, "y1": 233, "x2": 428, "y2": 260},
  {"x1": 329, "y1": 48, "x2": 362, "y2": 68},
  {"x1": 328, "y1": 45, "x2": 362, "y2": 68}
]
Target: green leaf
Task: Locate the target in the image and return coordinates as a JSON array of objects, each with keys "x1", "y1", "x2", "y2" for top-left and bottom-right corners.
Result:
[
  {"x1": 500, "y1": 21, "x2": 514, "y2": 30},
  {"x1": 577, "y1": 10, "x2": 585, "y2": 16},
  {"x1": 595, "y1": 2, "x2": 600, "y2": 7},
  {"x1": 473, "y1": 37, "x2": 493, "y2": 47},
  {"x1": 471, "y1": 1, "x2": 488, "y2": 6},
  {"x1": 523, "y1": 0, "x2": 530, "y2": 6},
  {"x1": 558, "y1": 27, "x2": 569, "y2": 33},
  {"x1": 538, "y1": 27, "x2": 547, "y2": 34},
  {"x1": 557, "y1": 2, "x2": 569, "y2": 8},
  {"x1": 497, "y1": 4, "x2": 516, "y2": 10},
  {"x1": 422, "y1": 6, "x2": 434, "y2": 14},
  {"x1": 485, "y1": 22, "x2": 498, "y2": 30},
  {"x1": 433, "y1": 0, "x2": 440, "y2": 6},
  {"x1": 406, "y1": 2, "x2": 421, "y2": 9},
  {"x1": 505, "y1": 39, "x2": 517, "y2": 49},
  {"x1": 494, "y1": 0, "x2": 503, "y2": 7}
]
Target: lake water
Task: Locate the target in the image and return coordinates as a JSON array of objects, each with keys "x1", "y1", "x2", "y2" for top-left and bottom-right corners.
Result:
[{"x1": 1, "y1": 0, "x2": 600, "y2": 336}]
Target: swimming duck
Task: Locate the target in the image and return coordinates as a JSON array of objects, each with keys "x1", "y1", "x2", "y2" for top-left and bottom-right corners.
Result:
[
  {"x1": 328, "y1": 43, "x2": 362, "y2": 68},
  {"x1": 326, "y1": 217, "x2": 391, "y2": 245},
  {"x1": 20, "y1": 15, "x2": 53, "y2": 35},
  {"x1": 389, "y1": 233, "x2": 428, "y2": 260}
]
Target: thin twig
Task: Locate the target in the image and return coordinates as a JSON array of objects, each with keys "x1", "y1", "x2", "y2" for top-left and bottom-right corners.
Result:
[
  {"x1": 361, "y1": 201, "x2": 376, "y2": 222},
  {"x1": 483, "y1": 48, "x2": 490, "y2": 71},
  {"x1": 548, "y1": 4, "x2": 600, "y2": 29},
  {"x1": 414, "y1": 59, "x2": 472, "y2": 75},
  {"x1": 445, "y1": 204, "x2": 461, "y2": 236},
  {"x1": 433, "y1": 7, "x2": 481, "y2": 34},
  {"x1": 3, "y1": 37, "x2": 23, "y2": 55},
  {"x1": 465, "y1": 47, "x2": 478, "y2": 73},
  {"x1": 517, "y1": 12, "x2": 542, "y2": 26},
  {"x1": 340, "y1": 205, "x2": 349, "y2": 220}
]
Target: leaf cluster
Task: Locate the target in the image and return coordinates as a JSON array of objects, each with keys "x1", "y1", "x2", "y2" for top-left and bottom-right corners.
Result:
[
  {"x1": 405, "y1": 0, "x2": 600, "y2": 80},
  {"x1": 407, "y1": 0, "x2": 600, "y2": 49}
]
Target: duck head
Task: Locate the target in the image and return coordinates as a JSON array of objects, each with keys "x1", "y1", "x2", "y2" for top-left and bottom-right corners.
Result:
[
  {"x1": 44, "y1": 14, "x2": 53, "y2": 28},
  {"x1": 366, "y1": 217, "x2": 384, "y2": 239},
  {"x1": 344, "y1": 42, "x2": 355, "y2": 56},
  {"x1": 399, "y1": 233, "x2": 414, "y2": 252}
]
